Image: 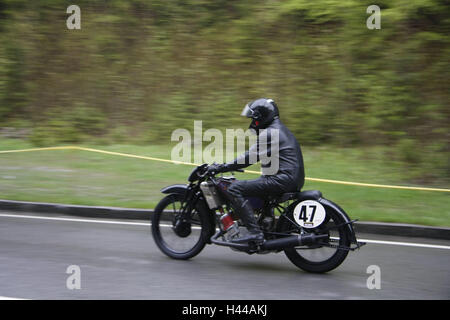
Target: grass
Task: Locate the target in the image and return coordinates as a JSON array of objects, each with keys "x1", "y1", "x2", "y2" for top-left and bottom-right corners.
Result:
[{"x1": 0, "y1": 138, "x2": 449, "y2": 227}]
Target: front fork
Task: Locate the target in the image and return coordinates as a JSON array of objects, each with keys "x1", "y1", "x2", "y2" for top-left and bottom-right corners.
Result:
[{"x1": 171, "y1": 187, "x2": 199, "y2": 230}]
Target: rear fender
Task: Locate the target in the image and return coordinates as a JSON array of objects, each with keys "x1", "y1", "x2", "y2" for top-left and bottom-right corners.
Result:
[
  {"x1": 280, "y1": 196, "x2": 357, "y2": 244},
  {"x1": 319, "y1": 198, "x2": 357, "y2": 244}
]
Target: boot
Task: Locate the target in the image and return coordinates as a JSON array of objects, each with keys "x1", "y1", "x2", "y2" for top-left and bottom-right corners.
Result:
[{"x1": 231, "y1": 199, "x2": 264, "y2": 244}]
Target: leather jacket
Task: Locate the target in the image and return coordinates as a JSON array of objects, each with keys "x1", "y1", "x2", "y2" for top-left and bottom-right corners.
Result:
[{"x1": 223, "y1": 118, "x2": 305, "y2": 191}]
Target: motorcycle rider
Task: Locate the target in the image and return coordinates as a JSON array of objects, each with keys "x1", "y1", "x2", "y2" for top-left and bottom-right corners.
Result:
[{"x1": 208, "y1": 98, "x2": 305, "y2": 244}]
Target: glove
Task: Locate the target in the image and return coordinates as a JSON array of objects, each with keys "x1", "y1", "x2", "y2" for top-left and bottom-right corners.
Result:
[{"x1": 207, "y1": 163, "x2": 227, "y2": 175}]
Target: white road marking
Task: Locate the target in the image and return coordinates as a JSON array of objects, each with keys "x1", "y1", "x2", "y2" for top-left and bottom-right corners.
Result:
[
  {"x1": 358, "y1": 238, "x2": 450, "y2": 250},
  {"x1": 1, "y1": 213, "x2": 449, "y2": 250},
  {"x1": 0, "y1": 213, "x2": 150, "y2": 226},
  {"x1": 0, "y1": 296, "x2": 28, "y2": 300}
]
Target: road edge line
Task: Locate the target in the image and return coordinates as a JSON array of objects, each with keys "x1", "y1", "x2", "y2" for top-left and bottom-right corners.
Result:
[{"x1": 0, "y1": 199, "x2": 449, "y2": 240}]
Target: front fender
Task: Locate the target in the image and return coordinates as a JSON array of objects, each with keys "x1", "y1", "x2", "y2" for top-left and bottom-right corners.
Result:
[{"x1": 160, "y1": 184, "x2": 188, "y2": 195}]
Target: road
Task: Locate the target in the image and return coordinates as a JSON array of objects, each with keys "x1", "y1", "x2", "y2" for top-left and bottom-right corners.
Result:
[{"x1": 0, "y1": 210, "x2": 449, "y2": 300}]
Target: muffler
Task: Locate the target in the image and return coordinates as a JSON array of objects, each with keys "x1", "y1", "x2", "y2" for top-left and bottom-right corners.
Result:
[
  {"x1": 210, "y1": 231, "x2": 329, "y2": 252},
  {"x1": 260, "y1": 233, "x2": 329, "y2": 251}
]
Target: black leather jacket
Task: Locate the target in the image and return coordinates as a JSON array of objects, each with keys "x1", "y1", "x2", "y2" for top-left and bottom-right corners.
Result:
[{"x1": 224, "y1": 118, "x2": 305, "y2": 191}]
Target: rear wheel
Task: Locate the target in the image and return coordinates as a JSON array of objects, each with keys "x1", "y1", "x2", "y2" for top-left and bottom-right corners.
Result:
[
  {"x1": 151, "y1": 193, "x2": 211, "y2": 260},
  {"x1": 278, "y1": 206, "x2": 350, "y2": 273}
]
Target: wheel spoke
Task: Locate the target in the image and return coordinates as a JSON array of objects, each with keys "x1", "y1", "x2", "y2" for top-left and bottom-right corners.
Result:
[
  {"x1": 154, "y1": 197, "x2": 204, "y2": 256},
  {"x1": 291, "y1": 217, "x2": 344, "y2": 263}
]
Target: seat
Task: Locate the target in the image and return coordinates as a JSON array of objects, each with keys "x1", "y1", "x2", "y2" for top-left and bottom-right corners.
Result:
[
  {"x1": 299, "y1": 190, "x2": 322, "y2": 200},
  {"x1": 277, "y1": 190, "x2": 322, "y2": 203}
]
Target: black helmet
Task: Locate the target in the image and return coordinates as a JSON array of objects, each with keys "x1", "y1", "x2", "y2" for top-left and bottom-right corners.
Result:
[{"x1": 241, "y1": 98, "x2": 279, "y2": 130}]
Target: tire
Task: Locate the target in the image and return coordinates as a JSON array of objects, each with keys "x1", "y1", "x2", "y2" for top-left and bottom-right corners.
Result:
[
  {"x1": 151, "y1": 193, "x2": 211, "y2": 260},
  {"x1": 278, "y1": 206, "x2": 350, "y2": 273}
]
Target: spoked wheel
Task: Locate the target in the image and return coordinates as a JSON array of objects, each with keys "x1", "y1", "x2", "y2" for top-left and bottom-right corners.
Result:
[
  {"x1": 279, "y1": 208, "x2": 351, "y2": 273},
  {"x1": 151, "y1": 193, "x2": 210, "y2": 260}
]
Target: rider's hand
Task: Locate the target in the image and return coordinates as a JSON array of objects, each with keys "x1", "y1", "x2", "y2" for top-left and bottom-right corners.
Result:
[{"x1": 207, "y1": 163, "x2": 226, "y2": 175}]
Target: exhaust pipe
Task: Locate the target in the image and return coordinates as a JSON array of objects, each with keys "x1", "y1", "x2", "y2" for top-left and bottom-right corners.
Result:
[
  {"x1": 210, "y1": 231, "x2": 329, "y2": 252},
  {"x1": 260, "y1": 234, "x2": 329, "y2": 251}
]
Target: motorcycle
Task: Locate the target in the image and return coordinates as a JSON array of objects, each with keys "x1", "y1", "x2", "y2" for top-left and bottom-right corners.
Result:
[{"x1": 151, "y1": 163, "x2": 366, "y2": 273}]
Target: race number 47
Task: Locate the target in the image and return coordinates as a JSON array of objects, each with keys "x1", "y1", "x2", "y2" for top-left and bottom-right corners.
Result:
[
  {"x1": 293, "y1": 200, "x2": 327, "y2": 228},
  {"x1": 298, "y1": 204, "x2": 317, "y2": 223}
]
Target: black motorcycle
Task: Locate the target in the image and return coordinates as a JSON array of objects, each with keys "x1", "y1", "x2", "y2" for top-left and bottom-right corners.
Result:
[{"x1": 151, "y1": 164, "x2": 365, "y2": 273}]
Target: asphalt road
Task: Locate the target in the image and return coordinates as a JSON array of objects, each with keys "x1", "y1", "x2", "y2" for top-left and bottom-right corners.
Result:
[{"x1": 0, "y1": 210, "x2": 449, "y2": 300}]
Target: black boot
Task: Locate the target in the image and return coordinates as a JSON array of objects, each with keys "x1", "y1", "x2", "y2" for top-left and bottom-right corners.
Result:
[{"x1": 231, "y1": 199, "x2": 264, "y2": 244}]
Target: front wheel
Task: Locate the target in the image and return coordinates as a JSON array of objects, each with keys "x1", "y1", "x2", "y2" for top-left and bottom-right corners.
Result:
[
  {"x1": 151, "y1": 193, "x2": 211, "y2": 260},
  {"x1": 278, "y1": 206, "x2": 351, "y2": 273}
]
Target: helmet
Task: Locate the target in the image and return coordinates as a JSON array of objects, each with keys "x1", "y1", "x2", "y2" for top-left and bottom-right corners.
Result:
[{"x1": 241, "y1": 98, "x2": 279, "y2": 130}]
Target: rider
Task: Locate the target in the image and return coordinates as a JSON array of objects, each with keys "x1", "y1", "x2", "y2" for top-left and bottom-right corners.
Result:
[{"x1": 208, "y1": 98, "x2": 305, "y2": 244}]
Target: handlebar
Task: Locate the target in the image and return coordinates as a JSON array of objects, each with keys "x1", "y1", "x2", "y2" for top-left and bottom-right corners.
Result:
[{"x1": 198, "y1": 164, "x2": 244, "y2": 179}]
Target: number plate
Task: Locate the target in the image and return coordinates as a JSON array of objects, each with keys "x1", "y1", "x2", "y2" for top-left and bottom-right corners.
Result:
[{"x1": 293, "y1": 200, "x2": 326, "y2": 228}]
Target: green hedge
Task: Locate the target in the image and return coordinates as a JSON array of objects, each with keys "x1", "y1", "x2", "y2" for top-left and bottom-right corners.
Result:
[{"x1": 0, "y1": 0, "x2": 448, "y2": 184}]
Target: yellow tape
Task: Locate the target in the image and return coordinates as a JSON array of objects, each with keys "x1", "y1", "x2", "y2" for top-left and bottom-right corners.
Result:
[
  {"x1": 74, "y1": 147, "x2": 198, "y2": 166},
  {"x1": 0, "y1": 146, "x2": 75, "y2": 153},
  {"x1": 1, "y1": 146, "x2": 449, "y2": 193}
]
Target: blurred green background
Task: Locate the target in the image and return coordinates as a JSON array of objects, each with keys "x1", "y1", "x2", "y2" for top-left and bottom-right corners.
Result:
[{"x1": 0, "y1": 1, "x2": 448, "y2": 225}]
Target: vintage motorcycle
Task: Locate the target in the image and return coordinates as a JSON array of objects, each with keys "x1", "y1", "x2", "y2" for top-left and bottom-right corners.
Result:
[{"x1": 151, "y1": 164, "x2": 365, "y2": 273}]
